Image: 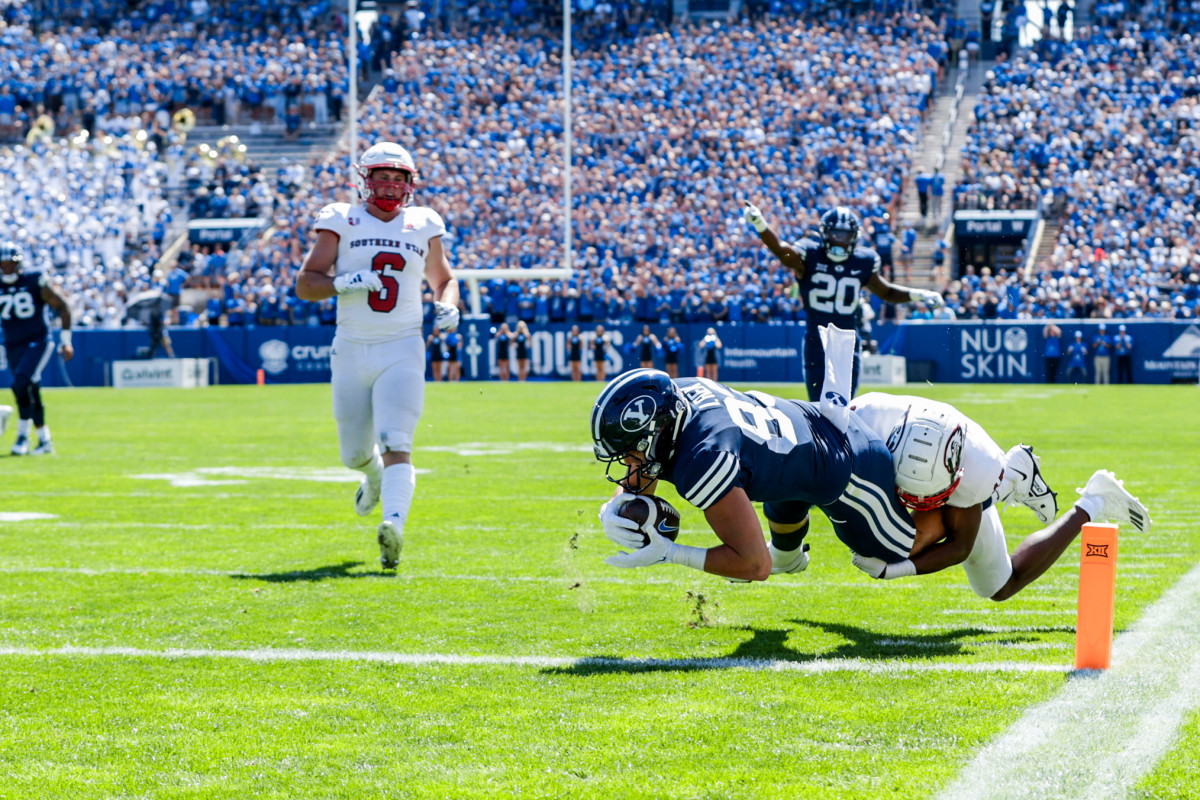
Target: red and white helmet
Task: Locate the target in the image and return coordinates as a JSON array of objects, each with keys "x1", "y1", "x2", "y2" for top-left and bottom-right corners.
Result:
[
  {"x1": 886, "y1": 406, "x2": 967, "y2": 511},
  {"x1": 353, "y1": 142, "x2": 417, "y2": 212}
]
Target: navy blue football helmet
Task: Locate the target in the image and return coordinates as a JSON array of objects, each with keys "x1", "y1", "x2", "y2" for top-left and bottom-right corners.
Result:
[
  {"x1": 591, "y1": 368, "x2": 689, "y2": 492},
  {"x1": 820, "y1": 207, "x2": 860, "y2": 263},
  {"x1": 0, "y1": 240, "x2": 23, "y2": 285}
]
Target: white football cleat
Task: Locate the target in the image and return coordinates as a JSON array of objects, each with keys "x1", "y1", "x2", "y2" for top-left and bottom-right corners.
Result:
[
  {"x1": 31, "y1": 438, "x2": 54, "y2": 455},
  {"x1": 377, "y1": 519, "x2": 403, "y2": 570},
  {"x1": 355, "y1": 477, "x2": 381, "y2": 516},
  {"x1": 1076, "y1": 469, "x2": 1151, "y2": 533},
  {"x1": 0, "y1": 405, "x2": 12, "y2": 437},
  {"x1": 10, "y1": 435, "x2": 29, "y2": 456},
  {"x1": 770, "y1": 542, "x2": 811, "y2": 575},
  {"x1": 1002, "y1": 444, "x2": 1058, "y2": 523}
]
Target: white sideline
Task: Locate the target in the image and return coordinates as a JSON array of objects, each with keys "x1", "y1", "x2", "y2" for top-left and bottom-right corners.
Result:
[
  {"x1": 935, "y1": 561, "x2": 1200, "y2": 800},
  {"x1": 0, "y1": 645, "x2": 1069, "y2": 675}
]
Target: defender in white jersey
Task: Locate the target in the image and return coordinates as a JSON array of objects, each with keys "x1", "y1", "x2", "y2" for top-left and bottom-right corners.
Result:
[
  {"x1": 296, "y1": 142, "x2": 460, "y2": 570},
  {"x1": 848, "y1": 391, "x2": 1152, "y2": 600}
]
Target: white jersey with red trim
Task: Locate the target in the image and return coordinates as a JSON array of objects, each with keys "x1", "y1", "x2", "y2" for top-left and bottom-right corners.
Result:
[
  {"x1": 849, "y1": 392, "x2": 1005, "y2": 508},
  {"x1": 313, "y1": 202, "x2": 446, "y2": 343}
]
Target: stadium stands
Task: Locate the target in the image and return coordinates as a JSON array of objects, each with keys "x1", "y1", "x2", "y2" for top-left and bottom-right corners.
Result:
[
  {"x1": 1, "y1": 0, "x2": 1196, "y2": 333},
  {"x1": 952, "y1": 5, "x2": 1200, "y2": 320}
]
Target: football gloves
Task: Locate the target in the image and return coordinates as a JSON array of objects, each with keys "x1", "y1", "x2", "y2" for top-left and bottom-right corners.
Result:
[
  {"x1": 599, "y1": 494, "x2": 642, "y2": 550},
  {"x1": 606, "y1": 527, "x2": 675, "y2": 569},
  {"x1": 909, "y1": 289, "x2": 945, "y2": 308},
  {"x1": 434, "y1": 301, "x2": 460, "y2": 331},
  {"x1": 333, "y1": 269, "x2": 384, "y2": 294},
  {"x1": 743, "y1": 202, "x2": 769, "y2": 233}
]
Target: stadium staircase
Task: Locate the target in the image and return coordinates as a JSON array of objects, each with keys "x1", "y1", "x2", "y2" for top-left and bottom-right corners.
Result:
[
  {"x1": 1026, "y1": 218, "x2": 1060, "y2": 277},
  {"x1": 185, "y1": 122, "x2": 344, "y2": 169},
  {"x1": 896, "y1": 56, "x2": 987, "y2": 288}
]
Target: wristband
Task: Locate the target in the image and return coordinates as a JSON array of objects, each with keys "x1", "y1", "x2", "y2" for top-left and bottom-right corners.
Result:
[
  {"x1": 884, "y1": 559, "x2": 916, "y2": 579},
  {"x1": 60, "y1": 330, "x2": 72, "y2": 347},
  {"x1": 666, "y1": 543, "x2": 708, "y2": 572}
]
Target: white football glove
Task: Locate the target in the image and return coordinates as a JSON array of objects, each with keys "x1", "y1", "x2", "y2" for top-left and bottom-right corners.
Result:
[
  {"x1": 333, "y1": 269, "x2": 384, "y2": 295},
  {"x1": 909, "y1": 289, "x2": 945, "y2": 309},
  {"x1": 606, "y1": 527, "x2": 675, "y2": 569},
  {"x1": 434, "y1": 301, "x2": 460, "y2": 331},
  {"x1": 599, "y1": 494, "x2": 643, "y2": 550},
  {"x1": 743, "y1": 202, "x2": 769, "y2": 233}
]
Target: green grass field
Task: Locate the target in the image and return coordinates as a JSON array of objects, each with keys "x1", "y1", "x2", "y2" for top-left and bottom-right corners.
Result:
[{"x1": 1, "y1": 381, "x2": 1198, "y2": 799}]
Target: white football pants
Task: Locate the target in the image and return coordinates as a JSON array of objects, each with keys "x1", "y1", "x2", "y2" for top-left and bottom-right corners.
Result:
[
  {"x1": 331, "y1": 333, "x2": 425, "y2": 470},
  {"x1": 961, "y1": 504, "x2": 1013, "y2": 599}
]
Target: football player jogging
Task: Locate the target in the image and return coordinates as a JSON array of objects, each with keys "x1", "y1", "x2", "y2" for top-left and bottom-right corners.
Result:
[
  {"x1": 296, "y1": 142, "x2": 460, "y2": 570},
  {"x1": 743, "y1": 203, "x2": 944, "y2": 401},
  {"x1": 593, "y1": 326, "x2": 920, "y2": 582},
  {"x1": 846, "y1": 391, "x2": 1151, "y2": 599},
  {"x1": 0, "y1": 240, "x2": 73, "y2": 455}
]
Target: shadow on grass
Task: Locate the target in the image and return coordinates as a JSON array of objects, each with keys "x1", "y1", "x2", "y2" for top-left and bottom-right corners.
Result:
[
  {"x1": 230, "y1": 560, "x2": 389, "y2": 583},
  {"x1": 543, "y1": 618, "x2": 1073, "y2": 676}
]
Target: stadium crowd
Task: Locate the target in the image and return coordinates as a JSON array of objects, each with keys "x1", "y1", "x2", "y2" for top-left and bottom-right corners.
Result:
[
  {"x1": 1, "y1": 0, "x2": 1198, "y2": 334},
  {"x1": 0, "y1": 0, "x2": 349, "y2": 138},
  {"x1": 950, "y1": 2, "x2": 1200, "y2": 321}
]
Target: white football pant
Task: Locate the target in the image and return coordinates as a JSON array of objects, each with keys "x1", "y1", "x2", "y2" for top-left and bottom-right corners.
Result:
[
  {"x1": 331, "y1": 334, "x2": 425, "y2": 470},
  {"x1": 961, "y1": 504, "x2": 1013, "y2": 599}
]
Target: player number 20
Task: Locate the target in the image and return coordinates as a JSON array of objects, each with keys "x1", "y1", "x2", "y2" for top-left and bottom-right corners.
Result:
[{"x1": 807, "y1": 273, "x2": 860, "y2": 315}]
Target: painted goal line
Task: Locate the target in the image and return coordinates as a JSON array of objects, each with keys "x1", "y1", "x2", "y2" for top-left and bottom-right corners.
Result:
[
  {"x1": 935, "y1": 560, "x2": 1200, "y2": 800},
  {"x1": 0, "y1": 644, "x2": 1069, "y2": 675}
]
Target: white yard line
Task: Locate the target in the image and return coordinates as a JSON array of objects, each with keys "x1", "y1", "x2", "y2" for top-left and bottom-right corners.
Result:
[
  {"x1": 0, "y1": 644, "x2": 1068, "y2": 675},
  {"x1": 935, "y1": 561, "x2": 1200, "y2": 800}
]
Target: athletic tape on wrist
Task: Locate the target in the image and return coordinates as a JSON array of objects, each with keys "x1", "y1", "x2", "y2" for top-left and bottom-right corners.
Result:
[
  {"x1": 885, "y1": 559, "x2": 917, "y2": 579},
  {"x1": 668, "y1": 543, "x2": 708, "y2": 572}
]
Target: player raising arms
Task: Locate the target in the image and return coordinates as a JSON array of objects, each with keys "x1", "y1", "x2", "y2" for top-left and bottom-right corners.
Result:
[
  {"x1": 1, "y1": 240, "x2": 73, "y2": 455},
  {"x1": 296, "y1": 142, "x2": 460, "y2": 570},
  {"x1": 743, "y1": 203, "x2": 943, "y2": 401}
]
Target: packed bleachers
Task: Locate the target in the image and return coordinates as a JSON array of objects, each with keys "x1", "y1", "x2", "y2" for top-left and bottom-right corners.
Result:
[
  {"x1": 0, "y1": 0, "x2": 348, "y2": 139},
  {"x1": 270, "y1": 12, "x2": 945, "y2": 327},
  {"x1": 950, "y1": 7, "x2": 1200, "y2": 321},
  {"x1": 5, "y1": 0, "x2": 1197, "y2": 333}
]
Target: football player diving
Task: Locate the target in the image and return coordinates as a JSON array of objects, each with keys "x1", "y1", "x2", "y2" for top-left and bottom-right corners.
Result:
[
  {"x1": 0, "y1": 240, "x2": 74, "y2": 455},
  {"x1": 593, "y1": 326, "x2": 919, "y2": 582},
  {"x1": 846, "y1": 390, "x2": 1151, "y2": 600},
  {"x1": 743, "y1": 202, "x2": 944, "y2": 401}
]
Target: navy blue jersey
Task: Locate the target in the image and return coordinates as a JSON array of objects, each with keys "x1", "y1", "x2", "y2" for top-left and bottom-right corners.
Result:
[
  {"x1": 662, "y1": 378, "x2": 853, "y2": 510},
  {"x1": 661, "y1": 378, "x2": 915, "y2": 562},
  {"x1": 0, "y1": 271, "x2": 52, "y2": 346},
  {"x1": 793, "y1": 237, "x2": 880, "y2": 332}
]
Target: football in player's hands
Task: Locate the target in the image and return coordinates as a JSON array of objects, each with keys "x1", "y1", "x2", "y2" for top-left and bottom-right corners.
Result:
[{"x1": 616, "y1": 495, "x2": 681, "y2": 547}]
